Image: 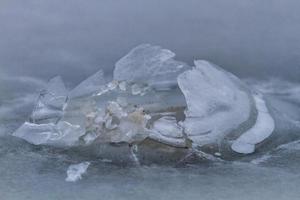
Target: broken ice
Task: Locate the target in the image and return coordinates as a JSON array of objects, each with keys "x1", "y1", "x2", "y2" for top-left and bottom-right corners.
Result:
[
  {"x1": 231, "y1": 95, "x2": 275, "y2": 154},
  {"x1": 114, "y1": 44, "x2": 190, "y2": 90},
  {"x1": 30, "y1": 76, "x2": 68, "y2": 124},
  {"x1": 13, "y1": 44, "x2": 294, "y2": 164}
]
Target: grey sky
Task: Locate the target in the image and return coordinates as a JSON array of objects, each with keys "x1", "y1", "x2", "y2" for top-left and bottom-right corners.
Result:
[{"x1": 0, "y1": 0, "x2": 299, "y2": 85}]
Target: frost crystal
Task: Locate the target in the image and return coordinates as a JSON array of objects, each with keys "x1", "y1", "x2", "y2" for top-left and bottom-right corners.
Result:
[{"x1": 12, "y1": 121, "x2": 84, "y2": 147}]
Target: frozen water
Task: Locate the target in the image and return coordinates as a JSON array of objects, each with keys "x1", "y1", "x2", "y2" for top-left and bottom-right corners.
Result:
[
  {"x1": 65, "y1": 162, "x2": 90, "y2": 182},
  {"x1": 31, "y1": 76, "x2": 68, "y2": 124},
  {"x1": 152, "y1": 116, "x2": 183, "y2": 138},
  {"x1": 149, "y1": 116, "x2": 186, "y2": 147},
  {"x1": 103, "y1": 105, "x2": 150, "y2": 143},
  {"x1": 69, "y1": 70, "x2": 106, "y2": 98},
  {"x1": 114, "y1": 44, "x2": 190, "y2": 90},
  {"x1": 1, "y1": 52, "x2": 300, "y2": 200},
  {"x1": 9, "y1": 46, "x2": 298, "y2": 158},
  {"x1": 232, "y1": 95, "x2": 275, "y2": 154},
  {"x1": 12, "y1": 122, "x2": 57, "y2": 145},
  {"x1": 12, "y1": 121, "x2": 84, "y2": 147},
  {"x1": 177, "y1": 60, "x2": 252, "y2": 146}
]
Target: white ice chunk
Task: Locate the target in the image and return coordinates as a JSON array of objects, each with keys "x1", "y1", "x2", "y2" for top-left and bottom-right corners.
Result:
[
  {"x1": 149, "y1": 132, "x2": 187, "y2": 147},
  {"x1": 31, "y1": 76, "x2": 68, "y2": 123},
  {"x1": 149, "y1": 116, "x2": 186, "y2": 147},
  {"x1": 231, "y1": 95, "x2": 275, "y2": 154},
  {"x1": 12, "y1": 121, "x2": 85, "y2": 147},
  {"x1": 70, "y1": 70, "x2": 106, "y2": 98},
  {"x1": 231, "y1": 141, "x2": 255, "y2": 154},
  {"x1": 114, "y1": 44, "x2": 189, "y2": 89},
  {"x1": 177, "y1": 60, "x2": 252, "y2": 146},
  {"x1": 65, "y1": 162, "x2": 90, "y2": 182},
  {"x1": 152, "y1": 116, "x2": 183, "y2": 138}
]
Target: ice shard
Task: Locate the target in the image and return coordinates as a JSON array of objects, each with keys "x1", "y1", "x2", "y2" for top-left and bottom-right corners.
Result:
[
  {"x1": 12, "y1": 121, "x2": 85, "y2": 147},
  {"x1": 69, "y1": 69, "x2": 107, "y2": 98},
  {"x1": 113, "y1": 44, "x2": 190, "y2": 90},
  {"x1": 30, "y1": 76, "x2": 68, "y2": 124},
  {"x1": 177, "y1": 60, "x2": 253, "y2": 146}
]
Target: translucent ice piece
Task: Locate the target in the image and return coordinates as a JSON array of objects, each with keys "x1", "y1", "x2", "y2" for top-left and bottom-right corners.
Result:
[
  {"x1": 231, "y1": 95, "x2": 275, "y2": 154},
  {"x1": 31, "y1": 76, "x2": 68, "y2": 123},
  {"x1": 152, "y1": 116, "x2": 183, "y2": 138},
  {"x1": 12, "y1": 121, "x2": 85, "y2": 147},
  {"x1": 105, "y1": 107, "x2": 150, "y2": 143},
  {"x1": 146, "y1": 116, "x2": 187, "y2": 147},
  {"x1": 65, "y1": 162, "x2": 90, "y2": 182},
  {"x1": 31, "y1": 107, "x2": 64, "y2": 123},
  {"x1": 177, "y1": 60, "x2": 252, "y2": 146},
  {"x1": 69, "y1": 70, "x2": 106, "y2": 98},
  {"x1": 12, "y1": 122, "x2": 57, "y2": 145},
  {"x1": 114, "y1": 44, "x2": 190, "y2": 90}
]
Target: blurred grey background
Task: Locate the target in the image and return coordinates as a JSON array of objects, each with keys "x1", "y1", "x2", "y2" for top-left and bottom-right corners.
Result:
[{"x1": 0, "y1": 0, "x2": 299, "y2": 86}]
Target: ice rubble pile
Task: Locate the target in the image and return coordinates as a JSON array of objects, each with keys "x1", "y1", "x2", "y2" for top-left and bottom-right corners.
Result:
[{"x1": 13, "y1": 44, "x2": 276, "y2": 155}]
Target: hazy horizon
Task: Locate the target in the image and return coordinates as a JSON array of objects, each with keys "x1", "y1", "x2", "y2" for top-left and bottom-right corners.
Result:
[{"x1": 0, "y1": 0, "x2": 299, "y2": 85}]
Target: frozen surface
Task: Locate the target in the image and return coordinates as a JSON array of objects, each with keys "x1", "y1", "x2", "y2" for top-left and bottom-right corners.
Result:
[
  {"x1": 177, "y1": 60, "x2": 252, "y2": 146},
  {"x1": 1, "y1": 139, "x2": 300, "y2": 200},
  {"x1": 66, "y1": 162, "x2": 90, "y2": 182},
  {"x1": 232, "y1": 95, "x2": 275, "y2": 154},
  {"x1": 114, "y1": 44, "x2": 189, "y2": 90},
  {"x1": 246, "y1": 78, "x2": 300, "y2": 104}
]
